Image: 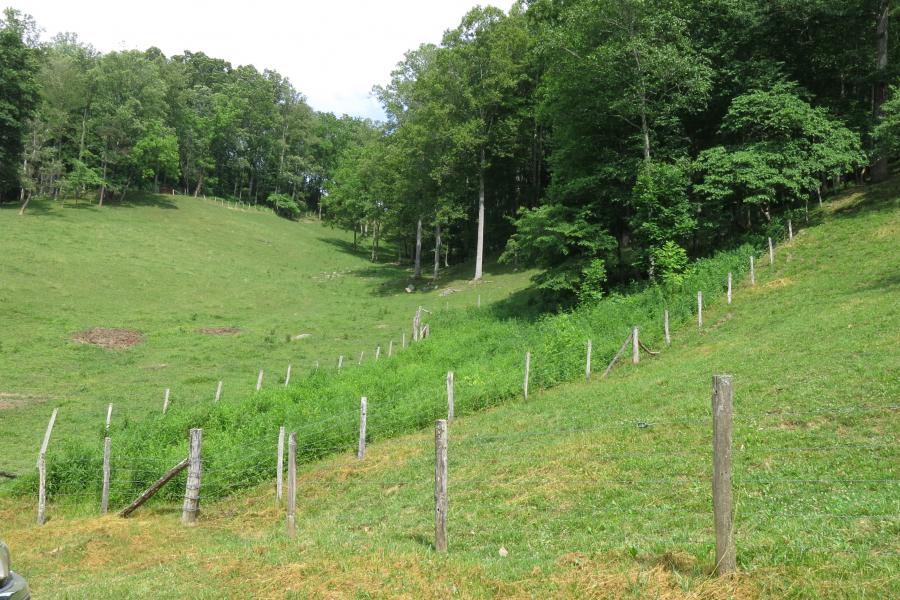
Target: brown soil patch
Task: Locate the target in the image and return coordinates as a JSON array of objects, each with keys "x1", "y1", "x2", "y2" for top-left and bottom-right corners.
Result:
[
  {"x1": 764, "y1": 277, "x2": 793, "y2": 289},
  {"x1": 0, "y1": 392, "x2": 48, "y2": 410},
  {"x1": 71, "y1": 327, "x2": 143, "y2": 350},
  {"x1": 196, "y1": 327, "x2": 242, "y2": 336}
]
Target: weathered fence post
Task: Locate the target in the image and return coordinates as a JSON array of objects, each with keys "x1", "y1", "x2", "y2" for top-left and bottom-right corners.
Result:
[
  {"x1": 101, "y1": 436, "x2": 111, "y2": 514},
  {"x1": 389, "y1": 340, "x2": 394, "y2": 357},
  {"x1": 523, "y1": 352, "x2": 531, "y2": 400},
  {"x1": 402, "y1": 332, "x2": 407, "y2": 348},
  {"x1": 181, "y1": 428, "x2": 202, "y2": 525},
  {"x1": 632, "y1": 327, "x2": 640, "y2": 364},
  {"x1": 750, "y1": 256, "x2": 755, "y2": 285},
  {"x1": 285, "y1": 364, "x2": 292, "y2": 386},
  {"x1": 711, "y1": 375, "x2": 736, "y2": 575},
  {"x1": 788, "y1": 219, "x2": 793, "y2": 240},
  {"x1": 447, "y1": 371, "x2": 455, "y2": 423},
  {"x1": 357, "y1": 397, "x2": 367, "y2": 460},
  {"x1": 106, "y1": 403, "x2": 113, "y2": 431},
  {"x1": 586, "y1": 340, "x2": 592, "y2": 380},
  {"x1": 434, "y1": 419, "x2": 448, "y2": 553},
  {"x1": 338, "y1": 355, "x2": 344, "y2": 370},
  {"x1": 697, "y1": 291, "x2": 703, "y2": 328},
  {"x1": 358, "y1": 351, "x2": 364, "y2": 365},
  {"x1": 256, "y1": 369, "x2": 264, "y2": 391},
  {"x1": 215, "y1": 380, "x2": 223, "y2": 402},
  {"x1": 768, "y1": 237, "x2": 774, "y2": 265},
  {"x1": 376, "y1": 346, "x2": 381, "y2": 361},
  {"x1": 162, "y1": 388, "x2": 171, "y2": 413},
  {"x1": 286, "y1": 431, "x2": 297, "y2": 537},
  {"x1": 276, "y1": 426, "x2": 285, "y2": 501},
  {"x1": 727, "y1": 272, "x2": 732, "y2": 305},
  {"x1": 664, "y1": 310, "x2": 671, "y2": 346}
]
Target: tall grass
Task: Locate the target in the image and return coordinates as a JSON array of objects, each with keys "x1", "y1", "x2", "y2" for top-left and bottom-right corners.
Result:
[{"x1": 21, "y1": 242, "x2": 757, "y2": 507}]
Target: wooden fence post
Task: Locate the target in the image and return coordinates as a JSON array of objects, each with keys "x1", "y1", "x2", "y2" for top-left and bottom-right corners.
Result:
[
  {"x1": 215, "y1": 380, "x2": 223, "y2": 402},
  {"x1": 750, "y1": 256, "x2": 755, "y2": 285},
  {"x1": 181, "y1": 428, "x2": 202, "y2": 525},
  {"x1": 664, "y1": 310, "x2": 671, "y2": 346},
  {"x1": 586, "y1": 339, "x2": 592, "y2": 380},
  {"x1": 711, "y1": 375, "x2": 736, "y2": 575},
  {"x1": 697, "y1": 291, "x2": 703, "y2": 328},
  {"x1": 434, "y1": 419, "x2": 448, "y2": 553},
  {"x1": 376, "y1": 346, "x2": 381, "y2": 360},
  {"x1": 447, "y1": 371, "x2": 455, "y2": 423},
  {"x1": 338, "y1": 355, "x2": 344, "y2": 370},
  {"x1": 632, "y1": 327, "x2": 640, "y2": 364},
  {"x1": 162, "y1": 388, "x2": 170, "y2": 413},
  {"x1": 768, "y1": 237, "x2": 774, "y2": 265},
  {"x1": 276, "y1": 426, "x2": 285, "y2": 501},
  {"x1": 101, "y1": 436, "x2": 111, "y2": 514},
  {"x1": 286, "y1": 432, "x2": 297, "y2": 537},
  {"x1": 36, "y1": 408, "x2": 57, "y2": 525},
  {"x1": 256, "y1": 370, "x2": 264, "y2": 391},
  {"x1": 727, "y1": 272, "x2": 732, "y2": 305},
  {"x1": 523, "y1": 352, "x2": 531, "y2": 400},
  {"x1": 285, "y1": 364, "x2": 292, "y2": 386},
  {"x1": 358, "y1": 351, "x2": 364, "y2": 365},
  {"x1": 402, "y1": 332, "x2": 407, "y2": 348},
  {"x1": 389, "y1": 340, "x2": 394, "y2": 357},
  {"x1": 106, "y1": 403, "x2": 113, "y2": 431},
  {"x1": 357, "y1": 397, "x2": 367, "y2": 460},
  {"x1": 788, "y1": 219, "x2": 793, "y2": 240}
]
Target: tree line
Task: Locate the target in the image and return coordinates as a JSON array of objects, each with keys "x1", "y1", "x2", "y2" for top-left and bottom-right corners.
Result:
[{"x1": 1, "y1": 2, "x2": 899, "y2": 302}]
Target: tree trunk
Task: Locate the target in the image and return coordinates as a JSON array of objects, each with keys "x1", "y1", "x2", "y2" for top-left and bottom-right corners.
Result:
[
  {"x1": 433, "y1": 221, "x2": 441, "y2": 280},
  {"x1": 193, "y1": 174, "x2": 203, "y2": 197},
  {"x1": 371, "y1": 221, "x2": 379, "y2": 262},
  {"x1": 78, "y1": 108, "x2": 87, "y2": 161},
  {"x1": 414, "y1": 217, "x2": 423, "y2": 279},
  {"x1": 18, "y1": 191, "x2": 32, "y2": 216},
  {"x1": 474, "y1": 147, "x2": 486, "y2": 281},
  {"x1": 154, "y1": 171, "x2": 160, "y2": 193},
  {"x1": 444, "y1": 244, "x2": 449, "y2": 268},
  {"x1": 353, "y1": 225, "x2": 358, "y2": 250},
  {"x1": 99, "y1": 157, "x2": 107, "y2": 207},
  {"x1": 872, "y1": 0, "x2": 890, "y2": 181}
]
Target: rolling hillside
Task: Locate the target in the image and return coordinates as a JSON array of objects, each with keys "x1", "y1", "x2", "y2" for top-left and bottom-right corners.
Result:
[
  {"x1": 0, "y1": 180, "x2": 897, "y2": 598},
  {"x1": 0, "y1": 195, "x2": 534, "y2": 475}
]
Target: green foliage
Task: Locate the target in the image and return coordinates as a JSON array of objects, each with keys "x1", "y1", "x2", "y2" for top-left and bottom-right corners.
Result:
[
  {"x1": 874, "y1": 86, "x2": 900, "y2": 160},
  {"x1": 650, "y1": 240, "x2": 689, "y2": 286},
  {"x1": 266, "y1": 192, "x2": 300, "y2": 219},
  {"x1": 0, "y1": 8, "x2": 39, "y2": 196}
]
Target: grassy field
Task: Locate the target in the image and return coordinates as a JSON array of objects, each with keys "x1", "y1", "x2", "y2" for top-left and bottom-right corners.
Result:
[
  {"x1": 0, "y1": 180, "x2": 897, "y2": 598},
  {"x1": 0, "y1": 194, "x2": 535, "y2": 477}
]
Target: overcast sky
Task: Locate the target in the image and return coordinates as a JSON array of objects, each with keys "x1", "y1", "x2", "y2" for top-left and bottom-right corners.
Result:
[{"x1": 12, "y1": 0, "x2": 512, "y2": 120}]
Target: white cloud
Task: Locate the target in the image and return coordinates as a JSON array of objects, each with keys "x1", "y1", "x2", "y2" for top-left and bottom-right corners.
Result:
[{"x1": 15, "y1": 0, "x2": 512, "y2": 120}]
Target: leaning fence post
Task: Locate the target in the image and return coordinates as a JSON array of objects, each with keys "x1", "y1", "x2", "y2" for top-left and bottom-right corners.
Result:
[
  {"x1": 276, "y1": 426, "x2": 285, "y2": 501},
  {"x1": 36, "y1": 407, "x2": 58, "y2": 525},
  {"x1": 256, "y1": 369, "x2": 264, "y2": 391},
  {"x1": 585, "y1": 340, "x2": 592, "y2": 380},
  {"x1": 162, "y1": 388, "x2": 170, "y2": 413},
  {"x1": 359, "y1": 351, "x2": 364, "y2": 365},
  {"x1": 788, "y1": 219, "x2": 793, "y2": 240},
  {"x1": 727, "y1": 272, "x2": 732, "y2": 305},
  {"x1": 101, "y1": 436, "x2": 111, "y2": 514},
  {"x1": 523, "y1": 352, "x2": 531, "y2": 399},
  {"x1": 376, "y1": 346, "x2": 381, "y2": 360},
  {"x1": 697, "y1": 291, "x2": 703, "y2": 328},
  {"x1": 215, "y1": 380, "x2": 223, "y2": 402},
  {"x1": 181, "y1": 428, "x2": 202, "y2": 525},
  {"x1": 338, "y1": 355, "x2": 344, "y2": 370},
  {"x1": 285, "y1": 364, "x2": 292, "y2": 386},
  {"x1": 768, "y1": 237, "x2": 774, "y2": 265},
  {"x1": 106, "y1": 403, "x2": 113, "y2": 431},
  {"x1": 750, "y1": 256, "x2": 756, "y2": 285},
  {"x1": 447, "y1": 371, "x2": 455, "y2": 423},
  {"x1": 357, "y1": 397, "x2": 367, "y2": 460},
  {"x1": 632, "y1": 327, "x2": 640, "y2": 364},
  {"x1": 711, "y1": 375, "x2": 736, "y2": 575},
  {"x1": 434, "y1": 419, "x2": 448, "y2": 553},
  {"x1": 286, "y1": 432, "x2": 297, "y2": 537},
  {"x1": 664, "y1": 310, "x2": 671, "y2": 346}
]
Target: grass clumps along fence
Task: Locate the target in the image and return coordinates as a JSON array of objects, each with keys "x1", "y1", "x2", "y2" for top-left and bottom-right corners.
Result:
[{"x1": 19, "y1": 238, "x2": 762, "y2": 509}]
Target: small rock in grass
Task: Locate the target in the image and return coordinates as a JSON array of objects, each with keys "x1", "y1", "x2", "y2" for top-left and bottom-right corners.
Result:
[
  {"x1": 405, "y1": 284, "x2": 415, "y2": 293},
  {"x1": 499, "y1": 546, "x2": 508, "y2": 557}
]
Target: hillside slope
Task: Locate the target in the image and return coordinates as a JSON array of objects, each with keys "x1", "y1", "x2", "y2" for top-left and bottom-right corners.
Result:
[
  {"x1": 0, "y1": 195, "x2": 534, "y2": 475},
  {"x1": 1, "y1": 182, "x2": 897, "y2": 597}
]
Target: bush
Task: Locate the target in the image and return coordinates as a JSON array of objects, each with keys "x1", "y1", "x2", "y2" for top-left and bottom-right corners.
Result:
[{"x1": 267, "y1": 193, "x2": 301, "y2": 220}]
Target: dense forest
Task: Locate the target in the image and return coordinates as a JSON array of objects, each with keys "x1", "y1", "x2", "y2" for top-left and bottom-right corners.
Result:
[{"x1": 1, "y1": 1, "x2": 898, "y2": 302}]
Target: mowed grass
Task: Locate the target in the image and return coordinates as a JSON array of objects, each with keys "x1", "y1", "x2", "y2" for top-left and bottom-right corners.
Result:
[
  {"x1": 0, "y1": 182, "x2": 897, "y2": 598},
  {"x1": 0, "y1": 194, "x2": 534, "y2": 476}
]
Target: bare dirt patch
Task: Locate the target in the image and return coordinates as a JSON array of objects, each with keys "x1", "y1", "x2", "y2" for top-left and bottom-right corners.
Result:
[
  {"x1": 0, "y1": 392, "x2": 48, "y2": 410},
  {"x1": 72, "y1": 327, "x2": 144, "y2": 350},
  {"x1": 196, "y1": 327, "x2": 242, "y2": 336}
]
